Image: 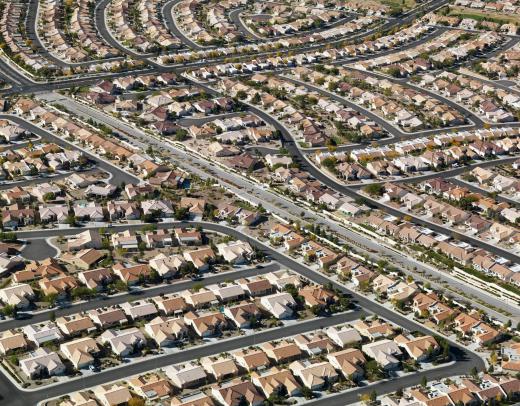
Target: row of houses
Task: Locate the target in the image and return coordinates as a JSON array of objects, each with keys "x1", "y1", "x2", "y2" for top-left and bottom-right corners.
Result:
[
  {"x1": 108, "y1": 0, "x2": 180, "y2": 53},
  {"x1": 13, "y1": 99, "x2": 175, "y2": 179},
  {"x1": 57, "y1": 315, "x2": 446, "y2": 406},
  {"x1": 346, "y1": 127, "x2": 520, "y2": 166},
  {"x1": 382, "y1": 374, "x2": 520, "y2": 406},
  {"x1": 181, "y1": 22, "x2": 433, "y2": 78},
  {"x1": 421, "y1": 71, "x2": 518, "y2": 123},
  {"x1": 294, "y1": 66, "x2": 465, "y2": 131},
  {"x1": 330, "y1": 242, "x2": 504, "y2": 347},
  {"x1": 362, "y1": 206, "x2": 520, "y2": 287}
]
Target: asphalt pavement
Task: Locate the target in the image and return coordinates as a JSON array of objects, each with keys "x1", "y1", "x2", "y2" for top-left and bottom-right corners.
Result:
[
  {"x1": 20, "y1": 238, "x2": 58, "y2": 261},
  {"x1": 37, "y1": 90, "x2": 519, "y2": 320},
  {"x1": 0, "y1": 262, "x2": 279, "y2": 330},
  {"x1": 0, "y1": 115, "x2": 140, "y2": 186}
]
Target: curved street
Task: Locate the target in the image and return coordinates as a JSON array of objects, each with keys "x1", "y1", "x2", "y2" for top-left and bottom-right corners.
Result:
[{"x1": 0, "y1": 220, "x2": 485, "y2": 406}]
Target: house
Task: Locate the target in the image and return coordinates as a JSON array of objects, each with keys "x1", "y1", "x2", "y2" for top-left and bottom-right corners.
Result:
[
  {"x1": 60, "y1": 337, "x2": 99, "y2": 369},
  {"x1": 261, "y1": 340, "x2": 302, "y2": 364},
  {"x1": 73, "y1": 202, "x2": 105, "y2": 222},
  {"x1": 164, "y1": 362, "x2": 207, "y2": 389},
  {"x1": 231, "y1": 348, "x2": 271, "y2": 371},
  {"x1": 141, "y1": 200, "x2": 175, "y2": 218},
  {"x1": 362, "y1": 339, "x2": 403, "y2": 369},
  {"x1": 181, "y1": 289, "x2": 218, "y2": 309},
  {"x1": 184, "y1": 311, "x2": 228, "y2": 337},
  {"x1": 353, "y1": 319, "x2": 394, "y2": 341},
  {"x1": 145, "y1": 229, "x2": 174, "y2": 248},
  {"x1": 99, "y1": 327, "x2": 146, "y2": 356},
  {"x1": 175, "y1": 228, "x2": 203, "y2": 246},
  {"x1": 179, "y1": 197, "x2": 206, "y2": 221},
  {"x1": 325, "y1": 326, "x2": 362, "y2": 348},
  {"x1": 88, "y1": 307, "x2": 128, "y2": 329},
  {"x1": 216, "y1": 241, "x2": 254, "y2": 264},
  {"x1": 144, "y1": 316, "x2": 187, "y2": 347},
  {"x1": 60, "y1": 249, "x2": 104, "y2": 270},
  {"x1": 394, "y1": 334, "x2": 439, "y2": 362},
  {"x1": 290, "y1": 360, "x2": 339, "y2": 390},
  {"x1": 260, "y1": 292, "x2": 296, "y2": 319},
  {"x1": 60, "y1": 392, "x2": 98, "y2": 406},
  {"x1": 264, "y1": 270, "x2": 301, "y2": 290},
  {"x1": 56, "y1": 314, "x2": 96, "y2": 337},
  {"x1": 23, "y1": 322, "x2": 63, "y2": 346},
  {"x1": 298, "y1": 286, "x2": 336, "y2": 308},
  {"x1": 211, "y1": 380, "x2": 265, "y2": 406},
  {"x1": 78, "y1": 267, "x2": 113, "y2": 290},
  {"x1": 327, "y1": 348, "x2": 366, "y2": 380},
  {"x1": 120, "y1": 300, "x2": 158, "y2": 321},
  {"x1": 0, "y1": 330, "x2": 27, "y2": 355},
  {"x1": 412, "y1": 293, "x2": 438, "y2": 315},
  {"x1": 251, "y1": 367, "x2": 301, "y2": 398},
  {"x1": 171, "y1": 394, "x2": 215, "y2": 406},
  {"x1": 0, "y1": 283, "x2": 34, "y2": 308},
  {"x1": 294, "y1": 333, "x2": 335, "y2": 355},
  {"x1": 93, "y1": 385, "x2": 132, "y2": 406},
  {"x1": 238, "y1": 278, "x2": 274, "y2": 297},
  {"x1": 208, "y1": 283, "x2": 246, "y2": 303},
  {"x1": 149, "y1": 253, "x2": 186, "y2": 279},
  {"x1": 183, "y1": 248, "x2": 216, "y2": 271},
  {"x1": 39, "y1": 205, "x2": 69, "y2": 224},
  {"x1": 39, "y1": 275, "x2": 79, "y2": 298},
  {"x1": 113, "y1": 263, "x2": 152, "y2": 285},
  {"x1": 223, "y1": 302, "x2": 261, "y2": 328},
  {"x1": 128, "y1": 374, "x2": 173, "y2": 401},
  {"x1": 111, "y1": 230, "x2": 139, "y2": 251},
  {"x1": 67, "y1": 230, "x2": 103, "y2": 251},
  {"x1": 20, "y1": 348, "x2": 65, "y2": 379},
  {"x1": 201, "y1": 356, "x2": 239, "y2": 381},
  {"x1": 152, "y1": 294, "x2": 188, "y2": 316}
]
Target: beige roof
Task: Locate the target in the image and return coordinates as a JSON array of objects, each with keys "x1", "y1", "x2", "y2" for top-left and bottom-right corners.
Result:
[{"x1": 0, "y1": 330, "x2": 27, "y2": 354}]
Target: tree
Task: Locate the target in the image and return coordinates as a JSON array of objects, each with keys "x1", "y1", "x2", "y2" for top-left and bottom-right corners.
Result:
[
  {"x1": 49, "y1": 311, "x2": 56, "y2": 322},
  {"x1": 359, "y1": 393, "x2": 372, "y2": 405},
  {"x1": 1, "y1": 304, "x2": 16, "y2": 318},
  {"x1": 470, "y1": 366, "x2": 478, "y2": 380},
  {"x1": 45, "y1": 293, "x2": 58, "y2": 307},
  {"x1": 364, "y1": 183, "x2": 384, "y2": 197},
  {"x1": 128, "y1": 398, "x2": 145, "y2": 406},
  {"x1": 42, "y1": 192, "x2": 55, "y2": 202},
  {"x1": 301, "y1": 386, "x2": 314, "y2": 400},
  {"x1": 66, "y1": 214, "x2": 77, "y2": 226},
  {"x1": 421, "y1": 375, "x2": 428, "y2": 388},
  {"x1": 489, "y1": 351, "x2": 498, "y2": 366}
]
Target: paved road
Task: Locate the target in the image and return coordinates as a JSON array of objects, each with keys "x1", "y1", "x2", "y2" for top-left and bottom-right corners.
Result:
[
  {"x1": 282, "y1": 75, "x2": 483, "y2": 141},
  {"x1": 162, "y1": 0, "x2": 210, "y2": 50},
  {"x1": 25, "y1": 0, "x2": 69, "y2": 68},
  {"x1": 0, "y1": 167, "x2": 102, "y2": 191},
  {"x1": 0, "y1": 0, "x2": 453, "y2": 96},
  {"x1": 7, "y1": 311, "x2": 368, "y2": 406},
  {"x1": 347, "y1": 155, "x2": 520, "y2": 188},
  {"x1": 0, "y1": 262, "x2": 279, "y2": 330},
  {"x1": 228, "y1": 8, "x2": 263, "y2": 41},
  {"x1": 305, "y1": 355, "x2": 477, "y2": 406},
  {"x1": 191, "y1": 79, "x2": 520, "y2": 264},
  {"x1": 46, "y1": 90, "x2": 519, "y2": 320},
  {"x1": 16, "y1": 220, "x2": 484, "y2": 406},
  {"x1": 0, "y1": 115, "x2": 140, "y2": 186},
  {"x1": 343, "y1": 68, "x2": 485, "y2": 128},
  {"x1": 94, "y1": 0, "x2": 156, "y2": 59}
]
